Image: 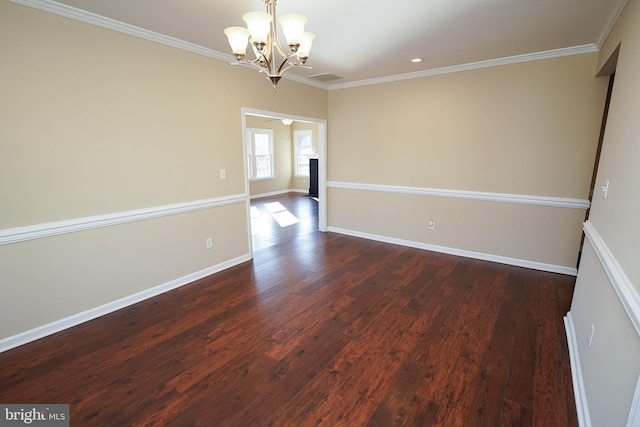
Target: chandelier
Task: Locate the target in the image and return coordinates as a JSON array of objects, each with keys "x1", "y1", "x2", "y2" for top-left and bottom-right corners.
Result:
[{"x1": 224, "y1": 0, "x2": 315, "y2": 90}]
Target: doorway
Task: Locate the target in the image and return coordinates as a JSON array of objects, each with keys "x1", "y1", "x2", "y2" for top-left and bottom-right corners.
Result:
[
  {"x1": 241, "y1": 108, "x2": 327, "y2": 256},
  {"x1": 577, "y1": 61, "x2": 617, "y2": 267}
]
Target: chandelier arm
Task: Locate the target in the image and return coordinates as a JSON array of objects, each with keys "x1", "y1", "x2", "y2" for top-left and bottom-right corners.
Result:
[
  {"x1": 277, "y1": 62, "x2": 311, "y2": 76},
  {"x1": 226, "y1": 0, "x2": 311, "y2": 89},
  {"x1": 230, "y1": 57, "x2": 272, "y2": 75},
  {"x1": 276, "y1": 55, "x2": 303, "y2": 76},
  {"x1": 255, "y1": 48, "x2": 272, "y2": 70}
]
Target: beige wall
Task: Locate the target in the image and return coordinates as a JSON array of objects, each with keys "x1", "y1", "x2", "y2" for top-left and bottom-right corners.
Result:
[
  {"x1": 0, "y1": 1, "x2": 327, "y2": 341},
  {"x1": 329, "y1": 191, "x2": 587, "y2": 267},
  {"x1": 569, "y1": 0, "x2": 640, "y2": 424},
  {"x1": 246, "y1": 115, "x2": 293, "y2": 196},
  {"x1": 244, "y1": 117, "x2": 318, "y2": 196},
  {"x1": 290, "y1": 121, "x2": 319, "y2": 192},
  {"x1": 328, "y1": 53, "x2": 608, "y2": 269},
  {"x1": 588, "y1": 4, "x2": 640, "y2": 291}
]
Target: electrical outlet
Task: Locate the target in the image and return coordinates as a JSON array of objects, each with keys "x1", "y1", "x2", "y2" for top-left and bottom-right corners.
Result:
[
  {"x1": 206, "y1": 238, "x2": 213, "y2": 249},
  {"x1": 588, "y1": 324, "x2": 595, "y2": 347},
  {"x1": 219, "y1": 169, "x2": 227, "y2": 180},
  {"x1": 428, "y1": 219, "x2": 435, "y2": 230}
]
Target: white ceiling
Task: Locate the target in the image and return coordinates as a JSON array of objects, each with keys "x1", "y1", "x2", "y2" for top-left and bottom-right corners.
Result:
[{"x1": 37, "y1": 0, "x2": 626, "y2": 87}]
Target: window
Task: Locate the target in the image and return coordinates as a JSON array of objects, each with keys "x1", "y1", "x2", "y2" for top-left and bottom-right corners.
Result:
[
  {"x1": 246, "y1": 128, "x2": 274, "y2": 179},
  {"x1": 294, "y1": 130, "x2": 314, "y2": 177}
]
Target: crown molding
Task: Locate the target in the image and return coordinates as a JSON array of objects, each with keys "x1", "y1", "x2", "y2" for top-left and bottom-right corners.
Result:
[
  {"x1": 12, "y1": 0, "x2": 229, "y2": 62},
  {"x1": 10, "y1": 0, "x2": 600, "y2": 90},
  {"x1": 10, "y1": 0, "x2": 608, "y2": 91},
  {"x1": 10, "y1": 0, "x2": 328, "y2": 90},
  {"x1": 596, "y1": 0, "x2": 629, "y2": 48},
  {"x1": 328, "y1": 44, "x2": 599, "y2": 90}
]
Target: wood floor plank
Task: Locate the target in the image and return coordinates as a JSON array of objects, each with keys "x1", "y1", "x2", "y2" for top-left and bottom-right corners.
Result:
[
  {"x1": 464, "y1": 271, "x2": 518, "y2": 426},
  {"x1": 428, "y1": 268, "x2": 508, "y2": 427},
  {"x1": 501, "y1": 398, "x2": 533, "y2": 427},
  {"x1": 0, "y1": 193, "x2": 579, "y2": 426},
  {"x1": 268, "y1": 296, "x2": 415, "y2": 426},
  {"x1": 365, "y1": 312, "x2": 440, "y2": 426},
  {"x1": 502, "y1": 267, "x2": 538, "y2": 417},
  {"x1": 533, "y1": 275, "x2": 577, "y2": 427}
]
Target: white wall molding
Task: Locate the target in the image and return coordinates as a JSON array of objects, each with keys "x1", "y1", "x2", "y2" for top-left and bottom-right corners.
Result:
[
  {"x1": 0, "y1": 253, "x2": 251, "y2": 353},
  {"x1": 0, "y1": 194, "x2": 247, "y2": 246},
  {"x1": 628, "y1": 375, "x2": 640, "y2": 427},
  {"x1": 249, "y1": 189, "x2": 306, "y2": 200},
  {"x1": 564, "y1": 312, "x2": 593, "y2": 427},
  {"x1": 11, "y1": 0, "x2": 231, "y2": 61},
  {"x1": 328, "y1": 44, "x2": 598, "y2": 90},
  {"x1": 328, "y1": 226, "x2": 577, "y2": 276},
  {"x1": 583, "y1": 220, "x2": 640, "y2": 336},
  {"x1": 596, "y1": 0, "x2": 630, "y2": 48},
  {"x1": 9, "y1": 0, "x2": 327, "y2": 90},
  {"x1": 328, "y1": 181, "x2": 590, "y2": 210},
  {"x1": 11, "y1": 1, "x2": 602, "y2": 92}
]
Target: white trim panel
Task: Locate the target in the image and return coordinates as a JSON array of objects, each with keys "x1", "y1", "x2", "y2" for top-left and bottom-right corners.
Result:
[
  {"x1": 11, "y1": 0, "x2": 230, "y2": 61},
  {"x1": 250, "y1": 189, "x2": 307, "y2": 200},
  {"x1": 583, "y1": 220, "x2": 640, "y2": 336},
  {"x1": 328, "y1": 45, "x2": 598, "y2": 90},
  {"x1": 328, "y1": 181, "x2": 590, "y2": 209},
  {"x1": 9, "y1": 0, "x2": 327, "y2": 90},
  {"x1": 564, "y1": 312, "x2": 593, "y2": 427},
  {"x1": 596, "y1": 0, "x2": 630, "y2": 48},
  {"x1": 0, "y1": 253, "x2": 251, "y2": 354},
  {"x1": 12, "y1": 1, "x2": 603, "y2": 92},
  {"x1": 0, "y1": 194, "x2": 247, "y2": 245},
  {"x1": 328, "y1": 226, "x2": 577, "y2": 276},
  {"x1": 628, "y1": 375, "x2": 640, "y2": 427}
]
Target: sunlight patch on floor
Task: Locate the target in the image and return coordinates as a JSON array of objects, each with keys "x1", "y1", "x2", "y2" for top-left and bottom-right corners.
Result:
[
  {"x1": 252, "y1": 202, "x2": 300, "y2": 230},
  {"x1": 264, "y1": 202, "x2": 286, "y2": 214},
  {"x1": 272, "y1": 210, "x2": 300, "y2": 227}
]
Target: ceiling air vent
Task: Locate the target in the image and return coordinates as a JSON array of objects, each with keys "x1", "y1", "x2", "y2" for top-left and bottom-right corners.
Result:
[{"x1": 308, "y1": 73, "x2": 342, "y2": 82}]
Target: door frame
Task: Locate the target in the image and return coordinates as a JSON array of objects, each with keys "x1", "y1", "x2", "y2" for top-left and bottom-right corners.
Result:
[{"x1": 241, "y1": 107, "x2": 328, "y2": 255}]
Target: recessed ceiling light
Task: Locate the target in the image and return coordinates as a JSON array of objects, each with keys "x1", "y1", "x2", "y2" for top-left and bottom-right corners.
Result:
[{"x1": 411, "y1": 58, "x2": 423, "y2": 63}]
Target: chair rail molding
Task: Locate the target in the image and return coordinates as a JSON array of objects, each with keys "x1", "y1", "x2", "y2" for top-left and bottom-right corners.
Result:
[
  {"x1": 328, "y1": 181, "x2": 590, "y2": 209},
  {"x1": 0, "y1": 194, "x2": 247, "y2": 245},
  {"x1": 583, "y1": 220, "x2": 640, "y2": 336}
]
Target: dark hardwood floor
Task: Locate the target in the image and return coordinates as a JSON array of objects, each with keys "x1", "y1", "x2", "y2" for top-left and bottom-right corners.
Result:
[{"x1": 0, "y1": 193, "x2": 577, "y2": 426}]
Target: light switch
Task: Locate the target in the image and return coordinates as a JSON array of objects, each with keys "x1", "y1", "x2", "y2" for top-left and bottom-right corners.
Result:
[{"x1": 601, "y1": 180, "x2": 609, "y2": 199}]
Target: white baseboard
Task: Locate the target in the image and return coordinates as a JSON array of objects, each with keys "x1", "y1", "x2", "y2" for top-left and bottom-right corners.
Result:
[
  {"x1": 250, "y1": 189, "x2": 308, "y2": 199},
  {"x1": 628, "y1": 375, "x2": 640, "y2": 427},
  {"x1": 0, "y1": 253, "x2": 251, "y2": 354},
  {"x1": 564, "y1": 312, "x2": 592, "y2": 427},
  {"x1": 327, "y1": 227, "x2": 577, "y2": 276}
]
